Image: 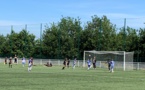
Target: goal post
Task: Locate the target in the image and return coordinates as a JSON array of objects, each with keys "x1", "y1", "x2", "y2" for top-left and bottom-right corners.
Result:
[{"x1": 83, "y1": 50, "x2": 134, "y2": 71}]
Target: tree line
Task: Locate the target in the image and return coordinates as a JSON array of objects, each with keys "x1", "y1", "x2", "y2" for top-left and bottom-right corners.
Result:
[{"x1": 0, "y1": 15, "x2": 145, "y2": 61}]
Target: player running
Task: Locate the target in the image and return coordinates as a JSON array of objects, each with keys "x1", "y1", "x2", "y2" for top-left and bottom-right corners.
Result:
[
  {"x1": 87, "y1": 55, "x2": 91, "y2": 70},
  {"x1": 9, "y1": 57, "x2": 12, "y2": 68},
  {"x1": 28, "y1": 57, "x2": 33, "y2": 72},
  {"x1": 73, "y1": 58, "x2": 77, "y2": 69},
  {"x1": 22, "y1": 57, "x2": 26, "y2": 67},
  {"x1": 110, "y1": 59, "x2": 115, "y2": 72},
  {"x1": 67, "y1": 59, "x2": 70, "y2": 68},
  {"x1": 62, "y1": 58, "x2": 67, "y2": 70}
]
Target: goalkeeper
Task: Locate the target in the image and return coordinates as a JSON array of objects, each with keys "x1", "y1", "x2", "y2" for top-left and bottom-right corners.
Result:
[{"x1": 92, "y1": 57, "x2": 96, "y2": 69}]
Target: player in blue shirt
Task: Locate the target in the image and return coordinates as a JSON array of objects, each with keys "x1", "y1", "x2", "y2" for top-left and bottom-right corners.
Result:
[
  {"x1": 87, "y1": 59, "x2": 91, "y2": 70},
  {"x1": 87, "y1": 57, "x2": 91, "y2": 70},
  {"x1": 110, "y1": 59, "x2": 115, "y2": 72}
]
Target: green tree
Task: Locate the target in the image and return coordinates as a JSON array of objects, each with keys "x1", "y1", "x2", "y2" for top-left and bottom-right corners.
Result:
[
  {"x1": 138, "y1": 28, "x2": 145, "y2": 58},
  {"x1": 81, "y1": 15, "x2": 117, "y2": 51},
  {"x1": 0, "y1": 35, "x2": 6, "y2": 57},
  {"x1": 1, "y1": 30, "x2": 36, "y2": 58},
  {"x1": 42, "y1": 17, "x2": 82, "y2": 59}
]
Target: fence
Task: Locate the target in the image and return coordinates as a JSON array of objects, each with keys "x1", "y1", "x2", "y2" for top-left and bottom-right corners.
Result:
[{"x1": 0, "y1": 57, "x2": 145, "y2": 70}]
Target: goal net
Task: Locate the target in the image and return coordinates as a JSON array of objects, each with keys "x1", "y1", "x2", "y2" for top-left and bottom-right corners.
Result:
[{"x1": 83, "y1": 50, "x2": 134, "y2": 71}]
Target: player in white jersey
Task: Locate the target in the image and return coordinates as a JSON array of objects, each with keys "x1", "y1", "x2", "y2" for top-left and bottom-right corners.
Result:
[
  {"x1": 87, "y1": 59, "x2": 91, "y2": 70},
  {"x1": 28, "y1": 57, "x2": 33, "y2": 72},
  {"x1": 73, "y1": 58, "x2": 77, "y2": 69},
  {"x1": 22, "y1": 57, "x2": 26, "y2": 67},
  {"x1": 87, "y1": 55, "x2": 91, "y2": 70},
  {"x1": 110, "y1": 59, "x2": 115, "y2": 72}
]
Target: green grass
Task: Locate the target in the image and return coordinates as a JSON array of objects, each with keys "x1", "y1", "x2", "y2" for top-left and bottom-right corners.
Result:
[{"x1": 0, "y1": 63, "x2": 145, "y2": 90}]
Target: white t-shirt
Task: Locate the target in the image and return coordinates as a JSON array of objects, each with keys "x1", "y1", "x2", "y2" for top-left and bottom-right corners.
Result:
[{"x1": 22, "y1": 58, "x2": 26, "y2": 63}]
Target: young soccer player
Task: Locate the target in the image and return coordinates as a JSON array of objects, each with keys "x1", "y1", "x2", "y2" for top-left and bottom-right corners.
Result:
[
  {"x1": 44, "y1": 61, "x2": 52, "y2": 67},
  {"x1": 62, "y1": 58, "x2": 67, "y2": 70},
  {"x1": 4, "y1": 57, "x2": 7, "y2": 65},
  {"x1": 22, "y1": 57, "x2": 26, "y2": 67},
  {"x1": 107, "y1": 59, "x2": 111, "y2": 71},
  {"x1": 9, "y1": 57, "x2": 12, "y2": 68},
  {"x1": 31, "y1": 57, "x2": 33, "y2": 65},
  {"x1": 73, "y1": 58, "x2": 77, "y2": 69},
  {"x1": 28, "y1": 57, "x2": 33, "y2": 72},
  {"x1": 14, "y1": 55, "x2": 18, "y2": 64},
  {"x1": 110, "y1": 59, "x2": 115, "y2": 72},
  {"x1": 92, "y1": 57, "x2": 96, "y2": 69},
  {"x1": 87, "y1": 55, "x2": 91, "y2": 70},
  {"x1": 67, "y1": 59, "x2": 70, "y2": 68}
]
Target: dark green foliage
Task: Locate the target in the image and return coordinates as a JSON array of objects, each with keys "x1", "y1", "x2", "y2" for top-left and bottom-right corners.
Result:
[{"x1": 0, "y1": 15, "x2": 144, "y2": 61}]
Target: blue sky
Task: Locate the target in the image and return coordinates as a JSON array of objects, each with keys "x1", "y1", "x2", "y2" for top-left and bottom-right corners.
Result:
[{"x1": 0, "y1": 0, "x2": 145, "y2": 37}]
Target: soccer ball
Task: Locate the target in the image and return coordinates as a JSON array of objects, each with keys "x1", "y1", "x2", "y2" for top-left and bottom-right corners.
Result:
[{"x1": 89, "y1": 55, "x2": 91, "y2": 57}]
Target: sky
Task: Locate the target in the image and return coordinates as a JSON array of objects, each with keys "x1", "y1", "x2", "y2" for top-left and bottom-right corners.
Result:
[{"x1": 0, "y1": 0, "x2": 145, "y2": 37}]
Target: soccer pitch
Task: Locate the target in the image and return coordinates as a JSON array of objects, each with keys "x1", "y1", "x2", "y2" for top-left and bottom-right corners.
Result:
[{"x1": 0, "y1": 64, "x2": 145, "y2": 90}]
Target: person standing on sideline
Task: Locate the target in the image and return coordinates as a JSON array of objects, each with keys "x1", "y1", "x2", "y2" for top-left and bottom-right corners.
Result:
[
  {"x1": 73, "y1": 58, "x2": 77, "y2": 69},
  {"x1": 92, "y1": 57, "x2": 96, "y2": 69},
  {"x1": 22, "y1": 57, "x2": 26, "y2": 67},
  {"x1": 14, "y1": 55, "x2": 18, "y2": 64},
  {"x1": 87, "y1": 55, "x2": 91, "y2": 70},
  {"x1": 9, "y1": 57, "x2": 12, "y2": 68},
  {"x1": 28, "y1": 57, "x2": 33, "y2": 72},
  {"x1": 110, "y1": 59, "x2": 115, "y2": 72}
]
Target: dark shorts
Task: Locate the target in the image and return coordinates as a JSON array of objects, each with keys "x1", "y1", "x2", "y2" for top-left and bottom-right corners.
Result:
[
  {"x1": 9, "y1": 62, "x2": 12, "y2": 65},
  {"x1": 14, "y1": 59, "x2": 17, "y2": 63}
]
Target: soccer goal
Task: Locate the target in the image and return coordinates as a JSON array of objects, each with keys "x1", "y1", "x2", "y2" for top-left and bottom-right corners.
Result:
[{"x1": 83, "y1": 50, "x2": 134, "y2": 71}]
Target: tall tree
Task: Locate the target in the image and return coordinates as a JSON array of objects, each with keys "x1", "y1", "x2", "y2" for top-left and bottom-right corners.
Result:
[
  {"x1": 82, "y1": 15, "x2": 117, "y2": 51},
  {"x1": 43, "y1": 17, "x2": 82, "y2": 59},
  {"x1": 0, "y1": 35, "x2": 6, "y2": 57}
]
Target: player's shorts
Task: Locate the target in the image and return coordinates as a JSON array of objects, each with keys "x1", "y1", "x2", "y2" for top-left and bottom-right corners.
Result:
[
  {"x1": 14, "y1": 59, "x2": 17, "y2": 63},
  {"x1": 22, "y1": 62, "x2": 25, "y2": 64},
  {"x1": 9, "y1": 62, "x2": 12, "y2": 65},
  {"x1": 28, "y1": 63, "x2": 32, "y2": 67},
  {"x1": 110, "y1": 65, "x2": 114, "y2": 69}
]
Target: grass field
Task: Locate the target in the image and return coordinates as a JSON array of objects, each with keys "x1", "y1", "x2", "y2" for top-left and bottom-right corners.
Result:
[{"x1": 0, "y1": 63, "x2": 145, "y2": 90}]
